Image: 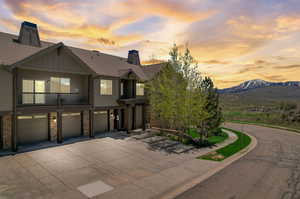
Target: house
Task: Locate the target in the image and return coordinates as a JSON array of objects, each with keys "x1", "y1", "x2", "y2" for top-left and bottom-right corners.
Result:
[{"x1": 0, "y1": 21, "x2": 163, "y2": 152}]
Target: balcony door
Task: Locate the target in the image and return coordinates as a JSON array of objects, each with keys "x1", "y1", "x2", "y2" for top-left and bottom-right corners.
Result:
[{"x1": 22, "y1": 80, "x2": 45, "y2": 104}]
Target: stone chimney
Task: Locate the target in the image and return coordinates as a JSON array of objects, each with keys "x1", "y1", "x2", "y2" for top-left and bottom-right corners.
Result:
[
  {"x1": 127, "y1": 50, "x2": 140, "y2": 65},
  {"x1": 18, "y1": 21, "x2": 41, "y2": 47}
]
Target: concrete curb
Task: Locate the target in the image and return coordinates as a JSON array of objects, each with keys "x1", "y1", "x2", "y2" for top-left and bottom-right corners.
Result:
[
  {"x1": 159, "y1": 129, "x2": 258, "y2": 199},
  {"x1": 228, "y1": 122, "x2": 300, "y2": 135}
]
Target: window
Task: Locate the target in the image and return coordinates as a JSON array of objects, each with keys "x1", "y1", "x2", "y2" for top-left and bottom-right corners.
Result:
[
  {"x1": 120, "y1": 82, "x2": 124, "y2": 96},
  {"x1": 50, "y1": 77, "x2": 70, "y2": 93},
  {"x1": 94, "y1": 111, "x2": 107, "y2": 115},
  {"x1": 62, "y1": 113, "x2": 80, "y2": 117},
  {"x1": 136, "y1": 83, "x2": 145, "y2": 96},
  {"x1": 100, "y1": 79, "x2": 113, "y2": 95},
  {"x1": 22, "y1": 80, "x2": 45, "y2": 104}
]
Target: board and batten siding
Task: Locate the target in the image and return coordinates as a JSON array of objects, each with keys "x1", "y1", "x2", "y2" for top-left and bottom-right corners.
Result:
[
  {"x1": 0, "y1": 68, "x2": 12, "y2": 111},
  {"x1": 20, "y1": 47, "x2": 92, "y2": 75},
  {"x1": 94, "y1": 78, "x2": 120, "y2": 107}
]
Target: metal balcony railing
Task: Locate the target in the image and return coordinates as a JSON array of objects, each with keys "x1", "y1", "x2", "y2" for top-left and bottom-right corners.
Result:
[{"x1": 18, "y1": 93, "x2": 89, "y2": 107}]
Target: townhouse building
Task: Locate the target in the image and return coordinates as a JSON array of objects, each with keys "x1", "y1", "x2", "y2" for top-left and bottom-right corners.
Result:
[{"x1": 0, "y1": 21, "x2": 163, "y2": 151}]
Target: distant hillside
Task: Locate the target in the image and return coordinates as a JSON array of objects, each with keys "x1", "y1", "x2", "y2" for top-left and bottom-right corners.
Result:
[
  {"x1": 219, "y1": 79, "x2": 300, "y2": 94},
  {"x1": 219, "y1": 80, "x2": 300, "y2": 110}
]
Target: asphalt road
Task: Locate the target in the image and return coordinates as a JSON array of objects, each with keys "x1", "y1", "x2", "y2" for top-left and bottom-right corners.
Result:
[{"x1": 175, "y1": 123, "x2": 300, "y2": 199}]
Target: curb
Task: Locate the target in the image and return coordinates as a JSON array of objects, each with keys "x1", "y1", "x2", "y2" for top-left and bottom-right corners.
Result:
[
  {"x1": 159, "y1": 130, "x2": 258, "y2": 199},
  {"x1": 228, "y1": 122, "x2": 300, "y2": 135}
]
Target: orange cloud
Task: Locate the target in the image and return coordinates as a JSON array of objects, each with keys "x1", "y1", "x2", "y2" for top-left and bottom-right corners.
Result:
[
  {"x1": 114, "y1": 0, "x2": 217, "y2": 22},
  {"x1": 276, "y1": 16, "x2": 300, "y2": 32}
]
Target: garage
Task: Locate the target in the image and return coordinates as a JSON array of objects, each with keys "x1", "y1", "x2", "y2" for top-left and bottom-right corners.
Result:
[
  {"x1": 17, "y1": 114, "x2": 49, "y2": 145},
  {"x1": 62, "y1": 112, "x2": 82, "y2": 139},
  {"x1": 94, "y1": 111, "x2": 108, "y2": 134},
  {"x1": 135, "y1": 105, "x2": 143, "y2": 129}
]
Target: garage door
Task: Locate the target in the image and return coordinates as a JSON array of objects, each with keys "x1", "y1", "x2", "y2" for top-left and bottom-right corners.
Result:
[
  {"x1": 135, "y1": 105, "x2": 143, "y2": 129},
  {"x1": 94, "y1": 111, "x2": 108, "y2": 134},
  {"x1": 62, "y1": 113, "x2": 82, "y2": 139},
  {"x1": 17, "y1": 114, "x2": 48, "y2": 145}
]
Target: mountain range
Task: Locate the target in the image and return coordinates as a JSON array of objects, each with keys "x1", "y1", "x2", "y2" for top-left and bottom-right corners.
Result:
[{"x1": 219, "y1": 79, "x2": 300, "y2": 94}]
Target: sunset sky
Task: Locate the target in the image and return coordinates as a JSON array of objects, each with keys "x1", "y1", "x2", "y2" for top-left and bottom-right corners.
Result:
[{"x1": 0, "y1": 0, "x2": 300, "y2": 88}]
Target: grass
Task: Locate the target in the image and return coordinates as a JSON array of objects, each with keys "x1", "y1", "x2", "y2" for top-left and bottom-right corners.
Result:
[
  {"x1": 223, "y1": 110, "x2": 300, "y2": 131},
  {"x1": 186, "y1": 128, "x2": 229, "y2": 145},
  {"x1": 199, "y1": 127, "x2": 251, "y2": 161},
  {"x1": 229, "y1": 120, "x2": 300, "y2": 134}
]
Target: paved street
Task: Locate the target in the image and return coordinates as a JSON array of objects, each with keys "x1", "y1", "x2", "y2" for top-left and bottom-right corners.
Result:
[
  {"x1": 0, "y1": 130, "x2": 237, "y2": 199},
  {"x1": 176, "y1": 123, "x2": 300, "y2": 199}
]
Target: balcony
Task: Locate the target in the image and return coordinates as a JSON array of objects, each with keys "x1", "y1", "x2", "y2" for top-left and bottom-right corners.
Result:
[{"x1": 17, "y1": 93, "x2": 89, "y2": 107}]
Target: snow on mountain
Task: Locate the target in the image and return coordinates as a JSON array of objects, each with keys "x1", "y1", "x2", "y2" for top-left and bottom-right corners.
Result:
[{"x1": 219, "y1": 79, "x2": 300, "y2": 93}]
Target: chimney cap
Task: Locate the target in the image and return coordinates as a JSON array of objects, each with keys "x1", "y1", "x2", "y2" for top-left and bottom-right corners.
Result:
[
  {"x1": 129, "y1": 50, "x2": 139, "y2": 54},
  {"x1": 22, "y1": 21, "x2": 38, "y2": 28}
]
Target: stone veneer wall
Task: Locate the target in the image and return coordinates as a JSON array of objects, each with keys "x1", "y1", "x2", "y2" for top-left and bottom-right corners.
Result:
[
  {"x1": 2, "y1": 115, "x2": 12, "y2": 149},
  {"x1": 50, "y1": 112, "x2": 57, "y2": 141},
  {"x1": 83, "y1": 111, "x2": 90, "y2": 136}
]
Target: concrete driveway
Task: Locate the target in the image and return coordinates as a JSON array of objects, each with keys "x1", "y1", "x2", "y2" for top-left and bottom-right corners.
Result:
[{"x1": 0, "y1": 131, "x2": 236, "y2": 199}]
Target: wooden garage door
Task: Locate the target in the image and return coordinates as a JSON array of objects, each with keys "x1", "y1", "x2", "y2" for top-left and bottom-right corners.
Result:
[
  {"x1": 62, "y1": 113, "x2": 81, "y2": 139},
  {"x1": 94, "y1": 111, "x2": 108, "y2": 134},
  {"x1": 17, "y1": 115, "x2": 48, "y2": 145},
  {"x1": 135, "y1": 105, "x2": 143, "y2": 129}
]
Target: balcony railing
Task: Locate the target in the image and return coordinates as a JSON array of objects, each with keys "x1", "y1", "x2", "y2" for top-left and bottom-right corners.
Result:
[{"x1": 18, "y1": 93, "x2": 89, "y2": 107}]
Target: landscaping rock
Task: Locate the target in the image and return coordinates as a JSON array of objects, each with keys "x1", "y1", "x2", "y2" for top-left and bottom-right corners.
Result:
[
  {"x1": 167, "y1": 144, "x2": 194, "y2": 154},
  {"x1": 151, "y1": 140, "x2": 179, "y2": 149},
  {"x1": 142, "y1": 136, "x2": 167, "y2": 144},
  {"x1": 132, "y1": 133, "x2": 155, "y2": 140}
]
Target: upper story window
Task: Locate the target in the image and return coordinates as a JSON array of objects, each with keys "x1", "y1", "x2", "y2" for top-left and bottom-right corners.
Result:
[
  {"x1": 22, "y1": 79, "x2": 45, "y2": 104},
  {"x1": 100, "y1": 79, "x2": 113, "y2": 95},
  {"x1": 50, "y1": 77, "x2": 70, "y2": 93},
  {"x1": 120, "y1": 82, "x2": 124, "y2": 96},
  {"x1": 136, "y1": 83, "x2": 145, "y2": 96}
]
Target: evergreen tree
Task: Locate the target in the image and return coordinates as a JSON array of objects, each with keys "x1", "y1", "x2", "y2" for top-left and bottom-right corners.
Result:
[{"x1": 201, "y1": 77, "x2": 223, "y2": 135}]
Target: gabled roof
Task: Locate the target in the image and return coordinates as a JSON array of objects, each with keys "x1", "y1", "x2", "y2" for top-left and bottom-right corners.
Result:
[
  {"x1": 141, "y1": 63, "x2": 167, "y2": 80},
  {"x1": 0, "y1": 32, "x2": 52, "y2": 66},
  {"x1": 0, "y1": 31, "x2": 162, "y2": 81}
]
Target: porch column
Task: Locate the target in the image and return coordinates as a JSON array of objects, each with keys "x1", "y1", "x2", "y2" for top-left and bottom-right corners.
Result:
[
  {"x1": 12, "y1": 68, "x2": 18, "y2": 152},
  {"x1": 107, "y1": 110, "x2": 110, "y2": 132},
  {"x1": 124, "y1": 106, "x2": 131, "y2": 131},
  {"x1": 142, "y1": 105, "x2": 146, "y2": 131},
  {"x1": 89, "y1": 110, "x2": 94, "y2": 137},
  {"x1": 117, "y1": 109, "x2": 122, "y2": 130},
  {"x1": 0, "y1": 116, "x2": 2, "y2": 149},
  {"x1": 132, "y1": 106, "x2": 136, "y2": 130},
  {"x1": 57, "y1": 112, "x2": 63, "y2": 143},
  {"x1": 47, "y1": 113, "x2": 51, "y2": 141}
]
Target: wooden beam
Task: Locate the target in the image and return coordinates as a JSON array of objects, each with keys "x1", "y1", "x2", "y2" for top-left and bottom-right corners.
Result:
[
  {"x1": 12, "y1": 68, "x2": 18, "y2": 152},
  {"x1": 0, "y1": 116, "x2": 3, "y2": 149},
  {"x1": 81, "y1": 111, "x2": 84, "y2": 136},
  {"x1": 47, "y1": 113, "x2": 51, "y2": 141},
  {"x1": 89, "y1": 110, "x2": 94, "y2": 138},
  {"x1": 107, "y1": 110, "x2": 110, "y2": 132},
  {"x1": 142, "y1": 105, "x2": 146, "y2": 131},
  {"x1": 57, "y1": 112, "x2": 62, "y2": 143}
]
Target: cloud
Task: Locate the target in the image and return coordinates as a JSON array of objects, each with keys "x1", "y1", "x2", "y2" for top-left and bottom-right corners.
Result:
[
  {"x1": 275, "y1": 65, "x2": 300, "y2": 69},
  {"x1": 256, "y1": 74, "x2": 286, "y2": 82},
  {"x1": 201, "y1": 60, "x2": 231, "y2": 65},
  {"x1": 254, "y1": 60, "x2": 273, "y2": 65},
  {"x1": 1, "y1": 0, "x2": 300, "y2": 89},
  {"x1": 276, "y1": 16, "x2": 300, "y2": 33},
  {"x1": 238, "y1": 65, "x2": 264, "y2": 74},
  {"x1": 114, "y1": 0, "x2": 218, "y2": 22},
  {"x1": 142, "y1": 59, "x2": 165, "y2": 65}
]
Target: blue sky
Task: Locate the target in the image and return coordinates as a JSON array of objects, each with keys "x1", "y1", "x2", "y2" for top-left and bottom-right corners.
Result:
[{"x1": 0, "y1": 0, "x2": 299, "y2": 88}]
